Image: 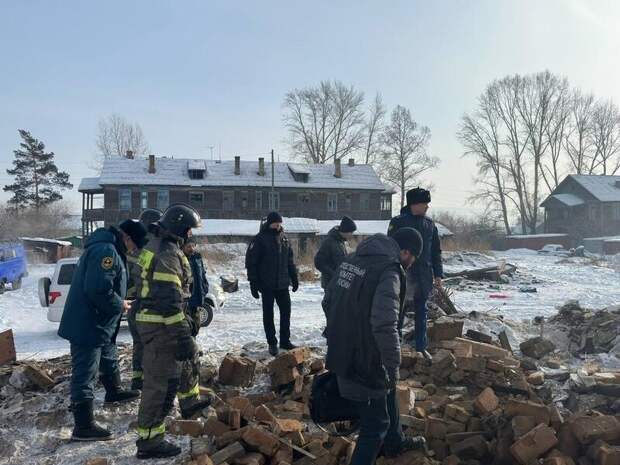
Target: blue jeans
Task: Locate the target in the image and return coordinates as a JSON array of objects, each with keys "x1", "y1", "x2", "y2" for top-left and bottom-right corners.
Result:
[
  {"x1": 350, "y1": 389, "x2": 405, "y2": 465},
  {"x1": 414, "y1": 294, "x2": 429, "y2": 351},
  {"x1": 70, "y1": 342, "x2": 118, "y2": 403}
]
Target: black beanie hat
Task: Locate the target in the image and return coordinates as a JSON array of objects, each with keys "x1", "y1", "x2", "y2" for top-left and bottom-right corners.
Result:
[
  {"x1": 406, "y1": 187, "x2": 431, "y2": 206},
  {"x1": 392, "y1": 227, "x2": 423, "y2": 258},
  {"x1": 119, "y1": 219, "x2": 148, "y2": 249},
  {"x1": 266, "y1": 211, "x2": 283, "y2": 226},
  {"x1": 339, "y1": 216, "x2": 357, "y2": 233}
]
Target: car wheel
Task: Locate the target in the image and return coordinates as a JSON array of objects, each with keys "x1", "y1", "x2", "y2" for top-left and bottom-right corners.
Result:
[
  {"x1": 198, "y1": 305, "x2": 214, "y2": 328},
  {"x1": 11, "y1": 277, "x2": 22, "y2": 290}
]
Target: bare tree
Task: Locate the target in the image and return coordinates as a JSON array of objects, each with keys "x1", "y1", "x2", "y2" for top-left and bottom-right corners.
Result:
[
  {"x1": 543, "y1": 86, "x2": 571, "y2": 190},
  {"x1": 283, "y1": 80, "x2": 366, "y2": 164},
  {"x1": 590, "y1": 99, "x2": 620, "y2": 175},
  {"x1": 564, "y1": 90, "x2": 595, "y2": 174},
  {"x1": 458, "y1": 88, "x2": 511, "y2": 235},
  {"x1": 380, "y1": 105, "x2": 438, "y2": 208},
  {"x1": 95, "y1": 114, "x2": 149, "y2": 168},
  {"x1": 363, "y1": 93, "x2": 386, "y2": 164}
]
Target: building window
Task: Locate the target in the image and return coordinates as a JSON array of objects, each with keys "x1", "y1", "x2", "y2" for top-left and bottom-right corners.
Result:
[
  {"x1": 223, "y1": 191, "x2": 234, "y2": 211},
  {"x1": 157, "y1": 189, "x2": 169, "y2": 210},
  {"x1": 119, "y1": 188, "x2": 132, "y2": 211},
  {"x1": 298, "y1": 193, "x2": 310, "y2": 207},
  {"x1": 360, "y1": 193, "x2": 370, "y2": 211},
  {"x1": 189, "y1": 191, "x2": 204, "y2": 207},
  {"x1": 255, "y1": 191, "x2": 263, "y2": 210},
  {"x1": 241, "y1": 191, "x2": 249, "y2": 209},
  {"x1": 141, "y1": 191, "x2": 148, "y2": 209},
  {"x1": 344, "y1": 194, "x2": 352, "y2": 211},
  {"x1": 269, "y1": 192, "x2": 280, "y2": 210},
  {"x1": 188, "y1": 169, "x2": 205, "y2": 180},
  {"x1": 327, "y1": 193, "x2": 338, "y2": 212},
  {"x1": 381, "y1": 196, "x2": 391, "y2": 211}
]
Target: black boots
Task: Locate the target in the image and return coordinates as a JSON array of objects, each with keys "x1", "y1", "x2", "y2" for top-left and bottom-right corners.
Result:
[
  {"x1": 268, "y1": 344, "x2": 279, "y2": 356},
  {"x1": 100, "y1": 371, "x2": 141, "y2": 404},
  {"x1": 136, "y1": 439, "x2": 181, "y2": 459},
  {"x1": 180, "y1": 398, "x2": 213, "y2": 420},
  {"x1": 71, "y1": 400, "x2": 113, "y2": 441},
  {"x1": 131, "y1": 378, "x2": 143, "y2": 391},
  {"x1": 384, "y1": 436, "x2": 428, "y2": 457},
  {"x1": 280, "y1": 341, "x2": 297, "y2": 351}
]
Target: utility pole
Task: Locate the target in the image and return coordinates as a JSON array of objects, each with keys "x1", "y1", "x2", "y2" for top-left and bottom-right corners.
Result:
[
  {"x1": 208, "y1": 146, "x2": 214, "y2": 160},
  {"x1": 271, "y1": 149, "x2": 275, "y2": 209}
]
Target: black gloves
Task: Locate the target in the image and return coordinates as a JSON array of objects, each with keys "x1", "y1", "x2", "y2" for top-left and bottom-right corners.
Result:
[
  {"x1": 250, "y1": 282, "x2": 260, "y2": 299},
  {"x1": 176, "y1": 334, "x2": 198, "y2": 361},
  {"x1": 291, "y1": 276, "x2": 299, "y2": 293},
  {"x1": 387, "y1": 367, "x2": 400, "y2": 390}
]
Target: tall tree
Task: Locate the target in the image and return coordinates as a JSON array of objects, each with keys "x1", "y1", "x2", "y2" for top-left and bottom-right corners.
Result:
[
  {"x1": 363, "y1": 93, "x2": 386, "y2": 164},
  {"x1": 95, "y1": 113, "x2": 149, "y2": 168},
  {"x1": 380, "y1": 105, "x2": 438, "y2": 208},
  {"x1": 564, "y1": 90, "x2": 595, "y2": 174},
  {"x1": 589, "y1": 99, "x2": 620, "y2": 175},
  {"x1": 3, "y1": 130, "x2": 73, "y2": 211},
  {"x1": 283, "y1": 80, "x2": 366, "y2": 164}
]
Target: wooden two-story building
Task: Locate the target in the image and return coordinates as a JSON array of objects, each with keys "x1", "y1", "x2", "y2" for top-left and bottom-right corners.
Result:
[
  {"x1": 79, "y1": 155, "x2": 394, "y2": 235},
  {"x1": 541, "y1": 174, "x2": 620, "y2": 240}
]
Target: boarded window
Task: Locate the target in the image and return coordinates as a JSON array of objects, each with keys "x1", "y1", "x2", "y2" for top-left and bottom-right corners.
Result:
[
  {"x1": 189, "y1": 191, "x2": 204, "y2": 207},
  {"x1": 381, "y1": 196, "x2": 391, "y2": 211},
  {"x1": 119, "y1": 189, "x2": 132, "y2": 210},
  {"x1": 157, "y1": 189, "x2": 169, "y2": 210},
  {"x1": 298, "y1": 193, "x2": 310, "y2": 206},
  {"x1": 255, "y1": 191, "x2": 263, "y2": 210},
  {"x1": 327, "y1": 193, "x2": 338, "y2": 212},
  {"x1": 344, "y1": 194, "x2": 352, "y2": 210},
  {"x1": 241, "y1": 191, "x2": 249, "y2": 209},
  {"x1": 360, "y1": 193, "x2": 370, "y2": 211},
  {"x1": 223, "y1": 191, "x2": 234, "y2": 211}
]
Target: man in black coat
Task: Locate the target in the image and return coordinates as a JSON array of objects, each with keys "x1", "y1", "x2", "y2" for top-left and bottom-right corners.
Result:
[
  {"x1": 314, "y1": 216, "x2": 357, "y2": 290},
  {"x1": 388, "y1": 188, "x2": 443, "y2": 359},
  {"x1": 246, "y1": 211, "x2": 299, "y2": 356},
  {"x1": 183, "y1": 237, "x2": 209, "y2": 335},
  {"x1": 324, "y1": 228, "x2": 426, "y2": 465}
]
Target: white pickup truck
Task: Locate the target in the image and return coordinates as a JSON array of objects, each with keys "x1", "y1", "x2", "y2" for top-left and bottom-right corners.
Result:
[{"x1": 39, "y1": 256, "x2": 224, "y2": 326}]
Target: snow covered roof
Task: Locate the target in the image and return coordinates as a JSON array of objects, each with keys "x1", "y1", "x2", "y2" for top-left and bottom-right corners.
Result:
[
  {"x1": 193, "y1": 217, "x2": 453, "y2": 238},
  {"x1": 505, "y1": 233, "x2": 568, "y2": 239},
  {"x1": 549, "y1": 193, "x2": 584, "y2": 207},
  {"x1": 20, "y1": 237, "x2": 72, "y2": 246},
  {"x1": 95, "y1": 157, "x2": 386, "y2": 191},
  {"x1": 570, "y1": 175, "x2": 620, "y2": 202},
  {"x1": 187, "y1": 160, "x2": 207, "y2": 171},
  {"x1": 78, "y1": 177, "x2": 102, "y2": 192}
]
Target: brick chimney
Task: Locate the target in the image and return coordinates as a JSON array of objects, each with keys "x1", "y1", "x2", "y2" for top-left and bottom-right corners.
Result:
[
  {"x1": 148, "y1": 154, "x2": 156, "y2": 174},
  {"x1": 348, "y1": 158, "x2": 355, "y2": 167},
  {"x1": 234, "y1": 156, "x2": 241, "y2": 175},
  {"x1": 126, "y1": 150, "x2": 134, "y2": 159},
  {"x1": 334, "y1": 158, "x2": 342, "y2": 178},
  {"x1": 258, "y1": 157, "x2": 265, "y2": 176}
]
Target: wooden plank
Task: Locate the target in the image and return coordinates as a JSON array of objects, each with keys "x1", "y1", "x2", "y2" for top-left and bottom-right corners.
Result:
[{"x1": 0, "y1": 329, "x2": 17, "y2": 366}]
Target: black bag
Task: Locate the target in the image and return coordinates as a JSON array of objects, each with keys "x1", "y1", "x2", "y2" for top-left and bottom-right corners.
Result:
[{"x1": 309, "y1": 371, "x2": 360, "y2": 424}]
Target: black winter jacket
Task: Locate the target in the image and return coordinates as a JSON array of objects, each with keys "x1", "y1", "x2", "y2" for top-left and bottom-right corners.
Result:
[
  {"x1": 388, "y1": 207, "x2": 443, "y2": 297},
  {"x1": 188, "y1": 251, "x2": 209, "y2": 309},
  {"x1": 314, "y1": 227, "x2": 349, "y2": 289},
  {"x1": 324, "y1": 234, "x2": 405, "y2": 392},
  {"x1": 245, "y1": 225, "x2": 298, "y2": 291}
]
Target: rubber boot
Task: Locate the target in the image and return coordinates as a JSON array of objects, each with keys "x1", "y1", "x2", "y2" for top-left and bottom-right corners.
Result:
[
  {"x1": 100, "y1": 371, "x2": 141, "y2": 404},
  {"x1": 268, "y1": 344, "x2": 279, "y2": 356},
  {"x1": 71, "y1": 400, "x2": 113, "y2": 441},
  {"x1": 180, "y1": 398, "x2": 213, "y2": 420},
  {"x1": 136, "y1": 438, "x2": 182, "y2": 459}
]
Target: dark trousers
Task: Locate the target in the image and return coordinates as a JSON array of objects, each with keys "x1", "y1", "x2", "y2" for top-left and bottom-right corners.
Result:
[
  {"x1": 70, "y1": 342, "x2": 118, "y2": 403},
  {"x1": 127, "y1": 302, "x2": 144, "y2": 381},
  {"x1": 261, "y1": 288, "x2": 291, "y2": 346},
  {"x1": 413, "y1": 294, "x2": 429, "y2": 352},
  {"x1": 350, "y1": 389, "x2": 405, "y2": 465}
]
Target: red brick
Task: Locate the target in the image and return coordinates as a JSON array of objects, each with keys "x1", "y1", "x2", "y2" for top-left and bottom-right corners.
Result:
[
  {"x1": 219, "y1": 355, "x2": 256, "y2": 387},
  {"x1": 505, "y1": 400, "x2": 550, "y2": 425},
  {"x1": 473, "y1": 387, "x2": 498, "y2": 415},
  {"x1": 396, "y1": 385, "x2": 416, "y2": 415},
  {"x1": 510, "y1": 424, "x2": 558, "y2": 465},
  {"x1": 242, "y1": 427, "x2": 280, "y2": 457},
  {"x1": 571, "y1": 416, "x2": 620, "y2": 446},
  {"x1": 168, "y1": 419, "x2": 204, "y2": 437}
]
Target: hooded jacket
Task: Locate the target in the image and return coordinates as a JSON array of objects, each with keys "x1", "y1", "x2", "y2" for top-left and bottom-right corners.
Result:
[
  {"x1": 324, "y1": 234, "x2": 405, "y2": 397},
  {"x1": 245, "y1": 223, "x2": 298, "y2": 291},
  {"x1": 314, "y1": 226, "x2": 349, "y2": 289},
  {"x1": 388, "y1": 207, "x2": 443, "y2": 297},
  {"x1": 58, "y1": 228, "x2": 127, "y2": 347}
]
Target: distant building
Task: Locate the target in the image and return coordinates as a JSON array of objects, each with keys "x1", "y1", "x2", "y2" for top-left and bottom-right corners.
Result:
[
  {"x1": 541, "y1": 174, "x2": 620, "y2": 240},
  {"x1": 78, "y1": 155, "x2": 394, "y2": 234}
]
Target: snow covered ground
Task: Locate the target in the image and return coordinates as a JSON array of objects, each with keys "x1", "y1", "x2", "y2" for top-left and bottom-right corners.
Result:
[{"x1": 2, "y1": 246, "x2": 620, "y2": 360}]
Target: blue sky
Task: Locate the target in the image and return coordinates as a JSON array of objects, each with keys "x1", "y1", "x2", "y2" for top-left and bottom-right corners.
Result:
[{"x1": 1, "y1": 1, "x2": 619, "y2": 214}]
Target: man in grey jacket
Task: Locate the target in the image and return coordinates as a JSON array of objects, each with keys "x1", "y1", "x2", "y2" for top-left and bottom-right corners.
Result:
[
  {"x1": 314, "y1": 216, "x2": 357, "y2": 290},
  {"x1": 324, "y1": 229, "x2": 426, "y2": 465}
]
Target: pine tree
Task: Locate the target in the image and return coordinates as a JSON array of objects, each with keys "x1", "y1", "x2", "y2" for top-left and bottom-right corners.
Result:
[{"x1": 3, "y1": 130, "x2": 73, "y2": 211}]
